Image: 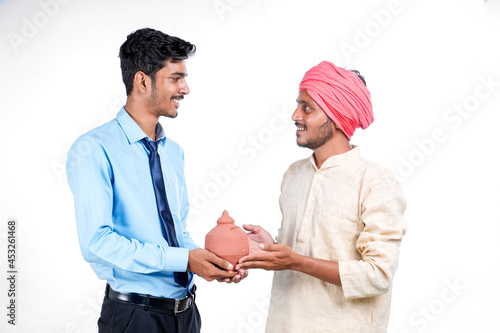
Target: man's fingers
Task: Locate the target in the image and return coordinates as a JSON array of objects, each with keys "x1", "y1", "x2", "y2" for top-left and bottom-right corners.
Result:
[
  {"x1": 259, "y1": 242, "x2": 281, "y2": 251},
  {"x1": 242, "y1": 224, "x2": 258, "y2": 233},
  {"x1": 236, "y1": 243, "x2": 280, "y2": 269},
  {"x1": 237, "y1": 261, "x2": 271, "y2": 270},
  {"x1": 230, "y1": 274, "x2": 241, "y2": 283},
  {"x1": 237, "y1": 268, "x2": 248, "y2": 277},
  {"x1": 206, "y1": 251, "x2": 234, "y2": 271},
  {"x1": 189, "y1": 248, "x2": 240, "y2": 281},
  {"x1": 233, "y1": 269, "x2": 249, "y2": 283},
  {"x1": 237, "y1": 253, "x2": 273, "y2": 269},
  {"x1": 259, "y1": 243, "x2": 272, "y2": 251},
  {"x1": 210, "y1": 268, "x2": 237, "y2": 281},
  {"x1": 216, "y1": 266, "x2": 238, "y2": 277},
  {"x1": 216, "y1": 271, "x2": 245, "y2": 283},
  {"x1": 238, "y1": 252, "x2": 271, "y2": 265},
  {"x1": 238, "y1": 255, "x2": 250, "y2": 263}
]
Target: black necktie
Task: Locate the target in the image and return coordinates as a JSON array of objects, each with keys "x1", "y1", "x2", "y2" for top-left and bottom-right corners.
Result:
[{"x1": 142, "y1": 138, "x2": 189, "y2": 288}]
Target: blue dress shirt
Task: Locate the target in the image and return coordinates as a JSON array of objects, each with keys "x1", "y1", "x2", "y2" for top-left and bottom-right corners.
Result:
[{"x1": 66, "y1": 107, "x2": 198, "y2": 298}]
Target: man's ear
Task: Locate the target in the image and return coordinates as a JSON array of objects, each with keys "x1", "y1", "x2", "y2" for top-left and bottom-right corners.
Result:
[
  {"x1": 330, "y1": 119, "x2": 339, "y2": 130},
  {"x1": 331, "y1": 120, "x2": 346, "y2": 137},
  {"x1": 132, "y1": 71, "x2": 149, "y2": 94}
]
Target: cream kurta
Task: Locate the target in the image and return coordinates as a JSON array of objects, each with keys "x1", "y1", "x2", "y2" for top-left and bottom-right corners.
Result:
[{"x1": 266, "y1": 147, "x2": 407, "y2": 333}]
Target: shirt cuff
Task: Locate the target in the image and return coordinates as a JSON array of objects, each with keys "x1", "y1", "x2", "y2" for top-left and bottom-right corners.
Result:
[
  {"x1": 338, "y1": 260, "x2": 360, "y2": 300},
  {"x1": 164, "y1": 247, "x2": 190, "y2": 272}
]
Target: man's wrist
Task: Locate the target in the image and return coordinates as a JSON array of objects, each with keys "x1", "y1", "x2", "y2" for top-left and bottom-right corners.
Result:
[{"x1": 291, "y1": 252, "x2": 304, "y2": 272}]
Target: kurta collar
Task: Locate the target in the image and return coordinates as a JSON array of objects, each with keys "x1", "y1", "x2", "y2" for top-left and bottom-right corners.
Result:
[
  {"x1": 117, "y1": 107, "x2": 166, "y2": 145},
  {"x1": 310, "y1": 146, "x2": 362, "y2": 170}
]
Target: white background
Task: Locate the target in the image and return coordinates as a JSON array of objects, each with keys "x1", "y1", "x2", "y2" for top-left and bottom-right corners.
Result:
[{"x1": 1, "y1": 0, "x2": 499, "y2": 332}]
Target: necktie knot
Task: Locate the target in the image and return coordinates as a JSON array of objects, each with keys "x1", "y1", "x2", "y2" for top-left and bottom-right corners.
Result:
[{"x1": 142, "y1": 139, "x2": 158, "y2": 154}]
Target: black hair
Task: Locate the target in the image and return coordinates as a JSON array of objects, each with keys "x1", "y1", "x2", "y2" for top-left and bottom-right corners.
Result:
[
  {"x1": 119, "y1": 28, "x2": 196, "y2": 95},
  {"x1": 349, "y1": 69, "x2": 367, "y2": 87}
]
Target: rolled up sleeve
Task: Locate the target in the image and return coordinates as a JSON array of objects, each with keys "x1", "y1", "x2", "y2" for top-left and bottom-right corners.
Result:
[{"x1": 339, "y1": 175, "x2": 407, "y2": 300}]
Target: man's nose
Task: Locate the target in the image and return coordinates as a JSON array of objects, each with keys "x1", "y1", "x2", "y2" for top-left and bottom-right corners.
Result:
[
  {"x1": 291, "y1": 107, "x2": 302, "y2": 121},
  {"x1": 179, "y1": 79, "x2": 190, "y2": 95}
]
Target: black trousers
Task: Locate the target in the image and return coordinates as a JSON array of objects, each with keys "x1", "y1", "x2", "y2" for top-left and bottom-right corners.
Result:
[{"x1": 97, "y1": 293, "x2": 202, "y2": 333}]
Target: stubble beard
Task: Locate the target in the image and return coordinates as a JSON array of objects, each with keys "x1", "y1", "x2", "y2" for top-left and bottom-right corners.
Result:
[
  {"x1": 297, "y1": 118, "x2": 334, "y2": 150},
  {"x1": 149, "y1": 82, "x2": 178, "y2": 119}
]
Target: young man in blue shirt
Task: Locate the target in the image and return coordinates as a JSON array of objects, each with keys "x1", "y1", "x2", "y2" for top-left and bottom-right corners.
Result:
[{"x1": 67, "y1": 28, "x2": 243, "y2": 333}]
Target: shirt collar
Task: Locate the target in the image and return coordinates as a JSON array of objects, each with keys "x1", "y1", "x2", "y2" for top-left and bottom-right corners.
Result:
[
  {"x1": 310, "y1": 145, "x2": 362, "y2": 170},
  {"x1": 116, "y1": 107, "x2": 166, "y2": 145}
]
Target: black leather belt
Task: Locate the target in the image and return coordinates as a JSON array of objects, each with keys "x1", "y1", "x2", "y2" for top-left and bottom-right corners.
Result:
[{"x1": 106, "y1": 284, "x2": 196, "y2": 313}]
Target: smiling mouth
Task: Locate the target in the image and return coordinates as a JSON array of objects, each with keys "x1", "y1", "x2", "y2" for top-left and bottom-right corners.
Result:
[
  {"x1": 171, "y1": 96, "x2": 184, "y2": 108},
  {"x1": 295, "y1": 122, "x2": 306, "y2": 132}
]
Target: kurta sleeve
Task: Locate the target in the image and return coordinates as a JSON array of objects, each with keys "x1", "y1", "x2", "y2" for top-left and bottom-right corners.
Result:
[{"x1": 338, "y1": 173, "x2": 407, "y2": 300}]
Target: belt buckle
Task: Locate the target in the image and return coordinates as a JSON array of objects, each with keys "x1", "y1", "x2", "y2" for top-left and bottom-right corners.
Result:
[{"x1": 174, "y1": 295, "x2": 190, "y2": 314}]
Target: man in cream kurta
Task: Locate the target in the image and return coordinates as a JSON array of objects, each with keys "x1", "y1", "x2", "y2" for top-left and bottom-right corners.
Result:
[
  {"x1": 268, "y1": 147, "x2": 406, "y2": 332},
  {"x1": 238, "y1": 61, "x2": 407, "y2": 332}
]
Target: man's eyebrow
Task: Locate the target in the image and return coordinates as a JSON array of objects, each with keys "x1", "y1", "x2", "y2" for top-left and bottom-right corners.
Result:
[
  {"x1": 296, "y1": 99, "x2": 312, "y2": 106},
  {"x1": 170, "y1": 72, "x2": 187, "y2": 77}
]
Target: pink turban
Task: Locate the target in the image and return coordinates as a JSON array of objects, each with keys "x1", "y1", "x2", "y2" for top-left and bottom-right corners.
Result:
[{"x1": 299, "y1": 61, "x2": 374, "y2": 140}]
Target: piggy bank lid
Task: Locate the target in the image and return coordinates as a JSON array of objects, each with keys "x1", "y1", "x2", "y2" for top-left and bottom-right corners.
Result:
[{"x1": 217, "y1": 210, "x2": 234, "y2": 224}]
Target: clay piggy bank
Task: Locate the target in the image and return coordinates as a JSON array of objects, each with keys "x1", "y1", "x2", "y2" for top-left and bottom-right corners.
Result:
[{"x1": 205, "y1": 210, "x2": 250, "y2": 266}]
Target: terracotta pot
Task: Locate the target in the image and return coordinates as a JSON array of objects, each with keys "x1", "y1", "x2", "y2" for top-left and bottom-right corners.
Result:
[{"x1": 205, "y1": 210, "x2": 249, "y2": 266}]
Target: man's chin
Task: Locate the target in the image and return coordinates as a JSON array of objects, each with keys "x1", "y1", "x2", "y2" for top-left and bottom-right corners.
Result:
[
  {"x1": 297, "y1": 139, "x2": 319, "y2": 150},
  {"x1": 296, "y1": 140, "x2": 308, "y2": 148},
  {"x1": 158, "y1": 109, "x2": 178, "y2": 119}
]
